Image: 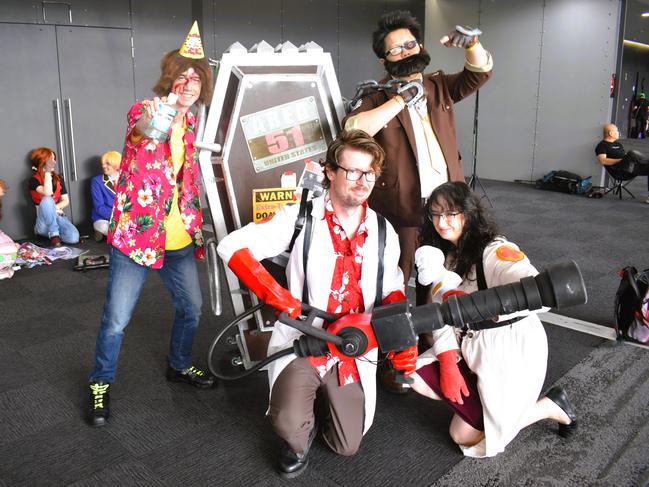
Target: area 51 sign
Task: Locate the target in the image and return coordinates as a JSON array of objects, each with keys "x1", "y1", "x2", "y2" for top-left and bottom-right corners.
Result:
[{"x1": 241, "y1": 97, "x2": 327, "y2": 173}]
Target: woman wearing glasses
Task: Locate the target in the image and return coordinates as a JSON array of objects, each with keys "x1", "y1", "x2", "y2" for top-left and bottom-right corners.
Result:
[{"x1": 406, "y1": 181, "x2": 578, "y2": 457}]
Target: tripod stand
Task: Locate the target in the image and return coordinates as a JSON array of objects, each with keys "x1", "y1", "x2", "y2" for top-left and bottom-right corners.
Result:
[{"x1": 467, "y1": 90, "x2": 493, "y2": 207}]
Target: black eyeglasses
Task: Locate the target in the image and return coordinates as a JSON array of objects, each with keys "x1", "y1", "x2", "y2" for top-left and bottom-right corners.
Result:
[
  {"x1": 385, "y1": 39, "x2": 419, "y2": 57},
  {"x1": 428, "y1": 211, "x2": 462, "y2": 222},
  {"x1": 335, "y1": 164, "x2": 377, "y2": 182}
]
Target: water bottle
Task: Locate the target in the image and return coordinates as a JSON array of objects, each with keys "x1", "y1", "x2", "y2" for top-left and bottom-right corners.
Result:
[{"x1": 144, "y1": 93, "x2": 178, "y2": 142}]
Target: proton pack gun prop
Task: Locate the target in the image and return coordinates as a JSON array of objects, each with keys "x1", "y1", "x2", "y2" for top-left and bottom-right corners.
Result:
[
  {"x1": 208, "y1": 261, "x2": 586, "y2": 380},
  {"x1": 284, "y1": 260, "x2": 586, "y2": 362}
]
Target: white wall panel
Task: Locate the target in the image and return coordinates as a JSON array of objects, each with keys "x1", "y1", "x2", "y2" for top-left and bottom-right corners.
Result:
[
  {"x1": 535, "y1": 0, "x2": 618, "y2": 179},
  {"x1": 475, "y1": 0, "x2": 544, "y2": 181},
  {"x1": 426, "y1": 0, "x2": 620, "y2": 182}
]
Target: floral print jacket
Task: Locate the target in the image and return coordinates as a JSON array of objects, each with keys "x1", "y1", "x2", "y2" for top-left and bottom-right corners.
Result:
[{"x1": 108, "y1": 102, "x2": 204, "y2": 268}]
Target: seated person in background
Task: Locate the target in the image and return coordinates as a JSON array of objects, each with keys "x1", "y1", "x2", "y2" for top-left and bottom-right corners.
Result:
[
  {"x1": 29, "y1": 147, "x2": 80, "y2": 247},
  {"x1": 405, "y1": 182, "x2": 577, "y2": 458},
  {"x1": 596, "y1": 124, "x2": 649, "y2": 203},
  {"x1": 91, "y1": 150, "x2": 121, "y2": 241},
  {"x1": 0, "y1": 179, "x2": 19, "y2": 279}
]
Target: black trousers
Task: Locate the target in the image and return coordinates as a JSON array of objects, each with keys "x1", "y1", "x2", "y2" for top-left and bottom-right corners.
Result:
[{"x1": 621, "y1": 151, "x2": 649, "y2": 176}]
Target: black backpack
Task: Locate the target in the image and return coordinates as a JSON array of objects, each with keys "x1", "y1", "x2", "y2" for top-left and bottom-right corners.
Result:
[
  {"x1": 614, "y1": 266, "x2": 649, "y2": 344},
  {"x1": 535, "y1": 170, "x2": 592, "y2": 195}
]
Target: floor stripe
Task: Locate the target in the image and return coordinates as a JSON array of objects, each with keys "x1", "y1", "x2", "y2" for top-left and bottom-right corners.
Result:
[
  {"x1": 542, "y1": 312, "x2": 617, "y2": 340},
  {"x1": 543, "y1": 312, "x2": 649, "y2": 350}
]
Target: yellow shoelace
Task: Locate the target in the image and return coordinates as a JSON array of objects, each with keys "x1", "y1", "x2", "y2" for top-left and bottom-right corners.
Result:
[{"x1": 90, "y1": 383, "x2": 109, "y2": 409}]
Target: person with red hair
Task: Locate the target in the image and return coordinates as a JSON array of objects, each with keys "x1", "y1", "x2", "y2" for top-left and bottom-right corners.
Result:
[{"x1": 29, "y1": 147, "x2": 79, "y2": 247}]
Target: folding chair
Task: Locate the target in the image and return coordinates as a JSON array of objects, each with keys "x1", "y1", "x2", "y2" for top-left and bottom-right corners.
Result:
[{"x1": 602, "y1": 165, "x2": 636, "y2": 199}]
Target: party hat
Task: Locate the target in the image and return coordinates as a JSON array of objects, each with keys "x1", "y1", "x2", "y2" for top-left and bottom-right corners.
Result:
[{"x1": 179, "y1": 21, "x2": 205, "y2": 59}]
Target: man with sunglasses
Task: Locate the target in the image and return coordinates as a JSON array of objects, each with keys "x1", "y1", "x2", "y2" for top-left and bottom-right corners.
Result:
[
  {"x1": 345, "y1": 10, "x2": 492, "y2": 289},
  {"x1": 217, "y1": 130, "x2": 407, "y2": 478}
]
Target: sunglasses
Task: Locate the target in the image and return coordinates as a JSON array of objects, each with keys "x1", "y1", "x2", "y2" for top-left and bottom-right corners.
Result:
[{"x1": 385, "y1": 39, "x2": 419, "y2": 57}]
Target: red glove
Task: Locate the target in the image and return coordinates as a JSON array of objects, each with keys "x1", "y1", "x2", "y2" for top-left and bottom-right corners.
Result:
[
  {"x1": 437, "y1": 349, "x2": 469, "y2": 404},
  {"x1": 388, "y1": 345, "x2": 418, "y2": 376},
  {"x1": 227, "y1": 248, "x2": 301, "y2": 318}
]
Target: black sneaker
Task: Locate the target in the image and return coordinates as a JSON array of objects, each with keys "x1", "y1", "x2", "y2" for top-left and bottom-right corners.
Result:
[
  {"x1": 166, "y1": 365, "x2": 215, "y2": 388},
  {"x1": 88, "y1": 381, "x2": 110, "y2": 427}
]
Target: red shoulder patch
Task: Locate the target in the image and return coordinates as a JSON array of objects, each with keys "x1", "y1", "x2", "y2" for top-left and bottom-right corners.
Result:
[{"x1": 495, "y1": 245, "x2": 525, "y2": 262}]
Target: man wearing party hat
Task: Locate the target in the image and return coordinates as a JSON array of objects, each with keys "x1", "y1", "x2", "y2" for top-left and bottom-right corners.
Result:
[{"x1": 87, "y1": 22, "x2": 215, "y2": 427}]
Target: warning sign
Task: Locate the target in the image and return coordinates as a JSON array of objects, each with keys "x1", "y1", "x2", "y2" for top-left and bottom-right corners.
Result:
[{"x1": 252, "y1": 188, "x2": 297, "y2": 223}]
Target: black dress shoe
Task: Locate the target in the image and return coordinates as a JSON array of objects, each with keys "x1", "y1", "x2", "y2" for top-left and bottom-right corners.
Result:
[
  {"x1": 88, "y1": 381, "x2": 110, "y2": 427},
  {"x1": 379, "y1": 361, "x2": 411, "y2": 395},
  {"x1": 278, "y1": 424, "x2": 318, "y2": 479},
  {"x1": 166, "y1": 365, "x2": 215, "y2": 388},
  {"x1": 546, "y1": 386, "x2": 578, "y2": 438}
]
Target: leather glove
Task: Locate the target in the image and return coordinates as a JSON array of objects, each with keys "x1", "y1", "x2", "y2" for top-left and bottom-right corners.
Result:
[
  {"x1": 437, "y1": 349, "x2": 469, "y2": 404},
  {"x1": 414, "y1": 245, "x2": 445, "y2": 286},
  {"x1": 441, "y1": 25, "x2": 482, "y2": 49},
  {"x1": 396, "y1": 80, "x2": 425, "y2": 107},
  {"x1": 227, "y1": 248, "x2": 301, "y2": 318},
  {"x1": 388, "y1": 345, "x2": 418, "y2": 376}
]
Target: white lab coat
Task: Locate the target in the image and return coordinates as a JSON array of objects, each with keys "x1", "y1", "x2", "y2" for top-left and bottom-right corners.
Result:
[
  {"x1": 217, "y1": 195, "x2": 405, "y2": 434},
  {"x1": 456, "y1": 238, "x2": 548, "y2": 458}
]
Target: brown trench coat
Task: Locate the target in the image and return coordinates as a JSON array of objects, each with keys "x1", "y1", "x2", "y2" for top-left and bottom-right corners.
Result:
[{"x1": 345, "y1": 67, "x2": 492, "y2": 228}]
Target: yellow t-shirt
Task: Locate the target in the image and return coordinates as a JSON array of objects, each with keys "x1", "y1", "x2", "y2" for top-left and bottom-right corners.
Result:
[{"x1": 165, "y1": 121, "x2": 192, "y2": 250}]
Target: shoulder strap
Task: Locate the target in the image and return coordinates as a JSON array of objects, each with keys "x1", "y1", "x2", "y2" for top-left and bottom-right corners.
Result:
[
  {"x1": 375, "y1": 214, "x2": 386, "y2": 308},
  {"x1": 288, "y1": 190, "x2": 310, "y2": 253},
  {"x1": 476, "y1": 252, "x2": 487, "y2": 291},
  {"x1": 301, "y1": 200, "x2": 314, "y2": 304}
]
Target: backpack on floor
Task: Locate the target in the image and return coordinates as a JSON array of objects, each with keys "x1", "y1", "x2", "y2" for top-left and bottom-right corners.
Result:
[
  {"x1": 535, "y1": 170, "x2": 592, "y2": 195},
  {"x1": 614, "y1": 266, "x2": 649, "y2": 343}
]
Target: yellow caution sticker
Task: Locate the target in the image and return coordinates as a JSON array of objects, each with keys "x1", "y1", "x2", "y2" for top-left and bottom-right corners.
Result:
[{"x1": 252, "y1": 187, "x2": 296, "y2": 223}]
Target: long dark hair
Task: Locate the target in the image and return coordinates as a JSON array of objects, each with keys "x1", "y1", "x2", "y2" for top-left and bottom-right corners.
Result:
[{"x1": 420, "y1": 182, "x2": 499, "y2": 280}]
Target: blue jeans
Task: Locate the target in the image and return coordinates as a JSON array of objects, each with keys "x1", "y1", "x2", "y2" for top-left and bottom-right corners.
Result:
[
  {"x1": 89, "y1": 245, "x2": 203, "y2": 383},
  {"x1": 34, "y1": 196, "x2": 80, "y2": 243}
]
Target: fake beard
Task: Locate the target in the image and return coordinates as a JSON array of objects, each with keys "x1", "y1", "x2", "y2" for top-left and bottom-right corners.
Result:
[{"x1": 384, "y1": 49, "x2": 431, "y2": 78}]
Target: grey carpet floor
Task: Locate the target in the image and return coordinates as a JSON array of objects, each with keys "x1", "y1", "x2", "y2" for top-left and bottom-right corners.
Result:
[
  {"x1": 432, "y1": 341, "x2": 649, "y2": 487},
  {"x1": 0, "y1": 177, "x2": 647, "y2": 486}
]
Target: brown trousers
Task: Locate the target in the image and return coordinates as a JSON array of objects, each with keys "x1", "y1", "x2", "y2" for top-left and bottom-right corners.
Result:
[{"x1": 268, "y1": 358, "x2": 365, "y2": 456}]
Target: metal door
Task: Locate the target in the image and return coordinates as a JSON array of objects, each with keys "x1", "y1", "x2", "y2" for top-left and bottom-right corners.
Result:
[
  {"x1": 56, "y1": 25, "x2": 134, "y2": 227},
  {"x1": 0, "y1": 24, "x2": 60, "y2": 239}
]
